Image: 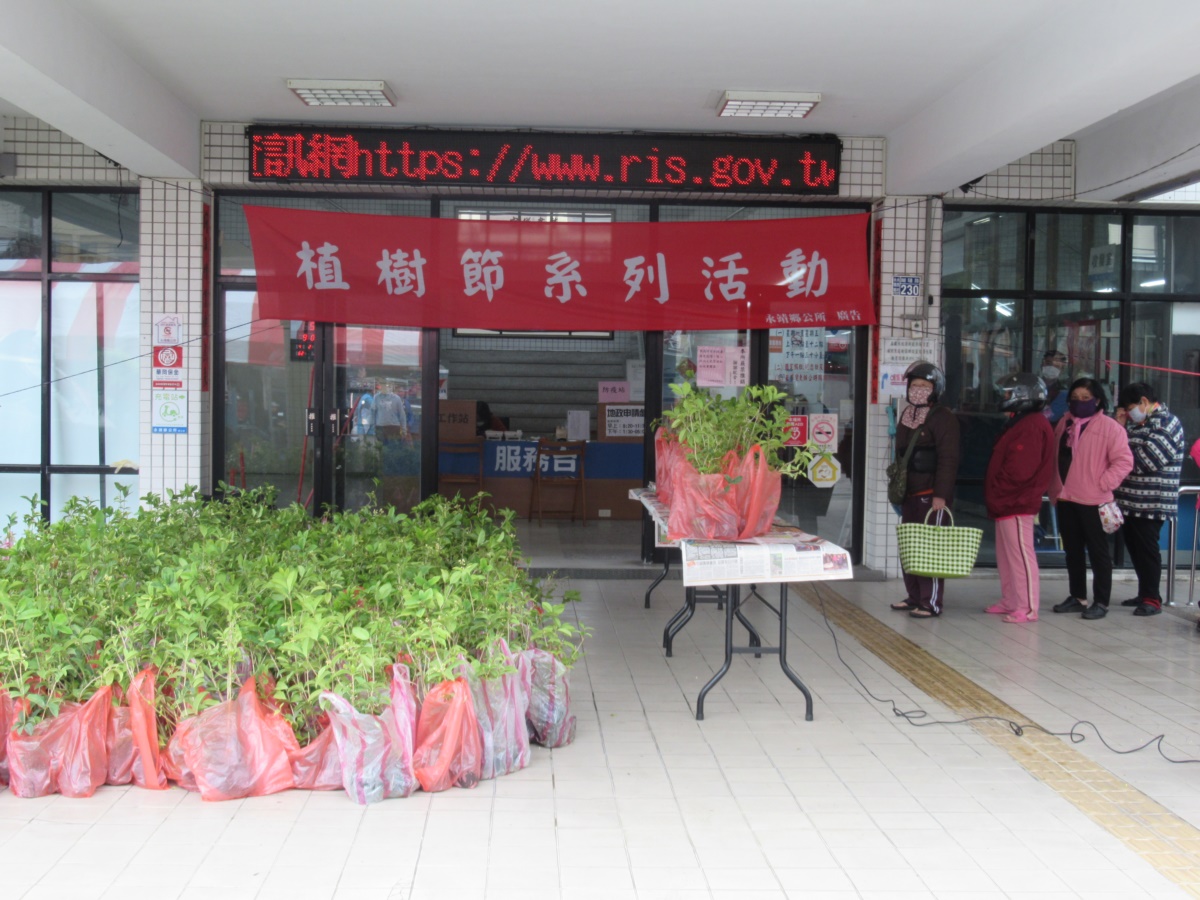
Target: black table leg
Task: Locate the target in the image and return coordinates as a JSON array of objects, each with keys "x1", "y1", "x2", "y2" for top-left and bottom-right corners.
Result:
[
  {"x1": 733, "y1": 595, "x2": 763, "y2": 658},
  {"x1": 778, "y1": 584, "x2": 813, "y2": 721},
  {"x1": 645, "y1": 557, "x2": 670, "y2": 609},
  {"x1": 663, "y1": 586, "x2": 697, "y2": 656},
  {"x1": 696, "y1": 586, "x2": 737, "y2": 720}
]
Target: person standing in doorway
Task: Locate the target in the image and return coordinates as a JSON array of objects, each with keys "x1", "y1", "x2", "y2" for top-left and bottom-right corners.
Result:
[
  {"x1": 890, "y1": 361, "x2": 960, "y2": 619},
  {"x1": 984, "y1": 374, "x2": 1056, "y2": 623},
  {"x1": 1113, "y1": 382, "x2": 1186, "y2": 617},
  {"x1": 1041, "y1": 349, "x2": 1069, "y2": 425},
  {"x1": 1049, "y1": 378, "x2": 1133, "y2": 621}
]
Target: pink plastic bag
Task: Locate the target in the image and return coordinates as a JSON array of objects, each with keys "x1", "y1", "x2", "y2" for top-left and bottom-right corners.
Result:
[
  {"x1": 7, "y1": 686, "x2": 112, "y2": 799},
  {"x1": 654, "y1": 428, "x2": 682, "y2": 506},
  {"x1": 321, "y1": 663, "x2": 420, "y2": 804},
  {"x1": 413, "y1": 677, "x2": 483, "y2": 792},
  {"x1": 458, "y1": 641, "x2": 531, "y2": 780},
  {"x1": 106, "y1": 703, "x2": 135, "y2": 786},
  {"x1": 666, "y1": 458, "x2": 740, "y2": 541},
  {"x1": 165, "y1": 678, "x2": 298, "y2": 801},
  {"x1": 520, "y1": 648, "x2": 576, "y2": 748},
  {"x1": 127, "y1": 669, "x2": 167, "y2": 790},
  {"x1": 289, "y1": 728, "x2": 343, "y2": 791},
  {"x1": 0, "y1": 689, "x2": 12, "y2": 786}
]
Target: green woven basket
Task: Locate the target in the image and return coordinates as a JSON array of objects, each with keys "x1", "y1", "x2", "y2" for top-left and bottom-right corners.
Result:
[{"x1": 897, "y1": 508, "x2": 983, "y2": 579}]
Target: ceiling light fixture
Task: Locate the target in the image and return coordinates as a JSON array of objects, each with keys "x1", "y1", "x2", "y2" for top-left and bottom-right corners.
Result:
[
  {"x1": 287, "y1": 79, "x2": 395, "y2": 107},
  {"x1": 718, "y1": 91, "x2": 820, "y2": 118}
]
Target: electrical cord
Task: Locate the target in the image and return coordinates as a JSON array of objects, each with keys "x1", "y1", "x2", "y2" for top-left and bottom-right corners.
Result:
[{"x1": 809, "y1": 583, "x2": 1200, "y2": 764}]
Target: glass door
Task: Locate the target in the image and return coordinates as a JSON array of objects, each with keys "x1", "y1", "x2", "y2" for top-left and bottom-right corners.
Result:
[
  {"x1": 222, "y1": 292, "x2": 424, "y2": 515},
  {"x1": 330, "y1": 324, "x2": 423, "y2": 513}
]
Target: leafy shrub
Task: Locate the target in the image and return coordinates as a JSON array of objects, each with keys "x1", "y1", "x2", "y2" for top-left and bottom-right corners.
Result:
[{"x1": 0, "y1": 486, "x2": 583, "y2": 744}]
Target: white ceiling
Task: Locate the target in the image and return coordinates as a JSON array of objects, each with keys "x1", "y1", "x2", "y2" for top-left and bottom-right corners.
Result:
[{"x1": 4, "y1": 0, "x2": 1200, "y2": 198}]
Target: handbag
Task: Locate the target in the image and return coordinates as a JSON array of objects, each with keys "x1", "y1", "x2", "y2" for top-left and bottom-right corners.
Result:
[
  {"x1": 897, "y1": 508, "x2": 983, "y2": 579},
  {"x1": 1098, "y1": 500, "x2": 1124, "y2": 534},
  {"x1": 886, "y1": 424, "x2": 927, "y2": 506}
]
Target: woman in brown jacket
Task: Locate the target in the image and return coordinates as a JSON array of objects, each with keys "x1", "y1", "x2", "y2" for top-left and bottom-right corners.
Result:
[{"x1": 891, "y1": 361, "x2": 961, "y2": 618}]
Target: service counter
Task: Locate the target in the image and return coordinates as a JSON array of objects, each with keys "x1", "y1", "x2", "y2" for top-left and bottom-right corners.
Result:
[{"x1": 437, "y1": 439, "x2": 643, "y2": 520}]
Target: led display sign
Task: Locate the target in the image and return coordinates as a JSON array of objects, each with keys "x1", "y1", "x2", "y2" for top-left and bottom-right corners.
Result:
[{"x1": 247, "y1": 126, "x2": 841, "y2": 195}]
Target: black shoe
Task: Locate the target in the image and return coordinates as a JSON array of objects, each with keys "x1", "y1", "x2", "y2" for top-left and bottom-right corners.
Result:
[
  {"x1": 1120, "y1": 598, "x2": 1141, "y2": 607},
  {"x1": 1081, "y1": 604, "x2": 1108, "y2": 620},
  {"x1": 1052, "y1": 597, "x2": 1086, "y2": 614},
  {"x1": 1133, "y1": 602, "x2": 1162, "y2": 617}
]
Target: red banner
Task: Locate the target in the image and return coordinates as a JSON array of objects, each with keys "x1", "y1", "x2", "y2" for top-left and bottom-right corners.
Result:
[{"x1": 245, "y1": 207, "x2": 874, "y2": 330}]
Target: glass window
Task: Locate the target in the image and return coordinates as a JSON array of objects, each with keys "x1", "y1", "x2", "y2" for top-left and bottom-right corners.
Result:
[
  {"x1": 50, "y1": 283, "x2": 141, "y2": 465},
  {"x1": 769, "y1": 326, "x2": 857, "y2": 550},
  {"x1": 662, "y1": 330, "x2": 749, "y2": 409},
  {"x1": 942, "y1": 209, "x2": 1025, "y2": 291},
  {"x1": 0, "y1": 474, "x2": 44, "y2": 538},
  {"x1": 50, "y1": 473, "x2": 139, "y2": 522},
  {"x1": 0, "y1": 281, "x2": 43, "y2": 464},
  {"x1": 0, "y1": 192, "x2": 42, "y2": 269},
  {"x1": 1130, "y1": 215, "x2": 1200, "y2": 294},
  {"x1": 51, "y1": 192, "x2": 140, "y2": 273},
  {"x1": 1130, "y1": 301, "x2": 1200, "y2": 468},
  {"x1": 1034, "y1": 213, "x2": 1123, "y2": 292},
  {"x1": 1032, "y1": 298, "x2": 1121, "y2": 421}
]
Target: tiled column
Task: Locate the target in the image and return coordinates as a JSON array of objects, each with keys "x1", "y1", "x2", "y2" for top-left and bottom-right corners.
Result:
[{"x1": 139, "y1": 178, "x2": 212, "y2": 499}]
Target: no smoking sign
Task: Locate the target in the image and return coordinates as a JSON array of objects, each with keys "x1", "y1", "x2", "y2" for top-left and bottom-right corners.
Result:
[{"x1": 809, "y1": 413, "x2": 838, "y2": 448}]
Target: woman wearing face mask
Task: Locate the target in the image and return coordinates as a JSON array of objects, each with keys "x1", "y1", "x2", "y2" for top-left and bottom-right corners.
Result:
[
  {"x1": 1048, "y1": 378, "x2": 1133, "y2": 621},
  {"x1": 891, "y1": 361, "x2": 961, "y2": 618}
]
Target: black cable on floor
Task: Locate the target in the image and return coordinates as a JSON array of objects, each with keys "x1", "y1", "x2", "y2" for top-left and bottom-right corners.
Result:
[{"x1": 810, "y1": 584, "x2": 1200, "y2": 765}]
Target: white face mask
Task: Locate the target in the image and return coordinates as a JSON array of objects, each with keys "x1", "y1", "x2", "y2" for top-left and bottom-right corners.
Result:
[
  {"x1": 1127, "y1": 406, "x2": 1148, "y2": 424},
  {"x1": 1041, "y1": 365, "x2": 1060, "y2": 381}
]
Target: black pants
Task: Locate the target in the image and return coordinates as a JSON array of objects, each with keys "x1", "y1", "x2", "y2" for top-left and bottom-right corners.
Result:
[
  {"x1": 1056, "y1": 500, "x2": 1112, "y2": 606},
  {"x1": 900, "y1": 493, "x2": 949, "y2": 615},
  {"x1": 1121, "y1": 515, "x2": 1165, "y2": 603}
]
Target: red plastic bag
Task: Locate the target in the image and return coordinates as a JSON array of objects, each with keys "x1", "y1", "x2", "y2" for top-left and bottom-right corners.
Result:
[
  {"x1": 106, "y1": 703, "x2": 135, "y2": 786},
  {"x1": 127, "y1": 669, "x2": 167, "y2": 789},
  {"x1": 654, "y1": 428, "x2": 682, "y2": 506},
  {"x1": 727, "y1": 444, "x2": 782, "y2": 539},
  {"x1": 288, "y1": 727, "x2": 343, "y2": 791},
  {"x1": 458, "y1": 641, "x2": 531, "y2": 781},
  {"x1": 666, "y1": 458, "x2": 740, "y2": 541},
  {"x1": 166, "y1": 678, "x2": 297, "y2": 801},
  {"x1": 520, "y1": 648, "x2": 576, "y2": 748},
  {"x1": 0, "y1": 689, "x2": 12, "y2": 786},
  {"x1": 322, "y1": 668, "x2": 420, "y2": 805},
  {"x1": 7, "y1": 686, "x2": 112, "y2": 799},
  {"x1": 413, "y1": 677, "x2": 482, "y2": 792}
]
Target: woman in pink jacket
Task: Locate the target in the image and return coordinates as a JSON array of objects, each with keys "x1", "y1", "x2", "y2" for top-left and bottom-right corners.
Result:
[{"x1": 1049, "y1": 378, "x2": 1133, "y2": 621}]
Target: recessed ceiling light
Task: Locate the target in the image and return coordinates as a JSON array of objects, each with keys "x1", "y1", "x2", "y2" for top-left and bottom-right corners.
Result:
[
  {"x1": 287, "y1": 79, "x2": 395, "y2": 107},
  {"x1": 718, "y1": 91, "x2": 820, "y2": 118}
]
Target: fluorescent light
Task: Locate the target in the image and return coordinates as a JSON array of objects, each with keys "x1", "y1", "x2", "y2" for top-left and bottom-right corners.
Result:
[
  {"x1": 972, "y1": 217, "x2": 992, "y2": 225},
  {"x1": 1139, "y1": 278, "x2": 1166, "y2": 288},
  {"x1": 287, "y1": 79, "x2": 395, "y2": 107},
  {"x1": 719, "y1": 91, "x2": 820, "y2": 118}
]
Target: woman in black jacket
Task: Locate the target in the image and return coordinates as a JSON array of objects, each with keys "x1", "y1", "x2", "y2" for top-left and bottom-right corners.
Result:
[{"x1": 891, "y1": 361, "x2": 961, "y2": 618}]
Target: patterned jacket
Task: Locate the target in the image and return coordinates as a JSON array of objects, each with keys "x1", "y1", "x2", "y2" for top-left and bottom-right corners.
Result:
[{"x1": 1114, "y1": 404, "x2": 1186, "y2": 520}]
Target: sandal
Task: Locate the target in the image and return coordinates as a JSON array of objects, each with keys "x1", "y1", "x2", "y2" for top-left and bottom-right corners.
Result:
[
  {"x1": 890, "y1": 601, "x2": 918, "y2": 611},
  {"x1": 908, "y1": 608, "x2": 937, "y2": 618}
]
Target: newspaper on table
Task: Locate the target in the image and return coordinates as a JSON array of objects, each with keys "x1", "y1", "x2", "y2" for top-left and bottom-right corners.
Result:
[
  {"x1": 680, "y1": 529, "x2": 852, "y2": 587},
  {"x1": 629, "y1": 486, "x2": 676, "y2": 548}
]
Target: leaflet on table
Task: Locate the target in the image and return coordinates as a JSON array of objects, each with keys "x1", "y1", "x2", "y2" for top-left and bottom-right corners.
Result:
[
  {"x1": 680, "y1": 534, "x2": 852, "y2": 586},
  {"x1": 629, "y1": 486, "x2": 676, "y2": 548}
]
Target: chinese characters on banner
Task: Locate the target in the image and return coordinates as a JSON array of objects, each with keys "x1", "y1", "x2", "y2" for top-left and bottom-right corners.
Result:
[{"x1": 244, "y1": 207, "x2": 873, "y2": 330}]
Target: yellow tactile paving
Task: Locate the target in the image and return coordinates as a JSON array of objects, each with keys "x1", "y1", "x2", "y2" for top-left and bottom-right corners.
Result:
[{"x1": 794, "y1": 581, "x2": 1200, "y2": 897}]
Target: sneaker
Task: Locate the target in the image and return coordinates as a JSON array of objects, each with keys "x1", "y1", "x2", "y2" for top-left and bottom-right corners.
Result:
[
  {"x1": 1081, "y1": 604, "x2": 1108, "y2": 620},
  {"x1": 984, "y1": 603, "x2": 1012, "y2": 615},
  {"x1": 1002, "y1": 611, "x2": 1038, "y2": 623},
  {"x1": 1120, "y1": 598, "x2": 1141, "y2": 607},
  {"x1": 1052, "y1": 597, "x2": 1086, "y2": 614},
  {"x1": 1132, "y1": 601, "x2": 1162, "y2": 617}
]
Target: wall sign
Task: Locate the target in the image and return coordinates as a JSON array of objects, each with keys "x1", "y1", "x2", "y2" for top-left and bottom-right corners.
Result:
[
  {"x1": 247, "y1": 126, "x2": 842, "y2": 195},
  {"x1": 246, "y1": 207, "x2": 874, "y2": 330}
]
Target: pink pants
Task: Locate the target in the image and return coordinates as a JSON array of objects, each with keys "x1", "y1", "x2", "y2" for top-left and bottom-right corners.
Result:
[{"x1": 995, "y1": 514, "x2": 1039, "y2": 617}]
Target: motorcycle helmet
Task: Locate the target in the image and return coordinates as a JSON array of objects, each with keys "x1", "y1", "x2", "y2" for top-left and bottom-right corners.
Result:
[
  {"x1": 904, "y1": 360, "x2": 945, "y2": 403},
  {"x1": 996, "y1": 372, "x2": 1047, "y2": 414}
]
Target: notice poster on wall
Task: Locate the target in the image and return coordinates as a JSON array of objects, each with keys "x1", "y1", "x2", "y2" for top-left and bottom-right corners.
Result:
[
  {"x1": 626, "y1": 360, "x2": 646, "y2": 402},
  {"x1": 152, "y1": 390, "x2": 188, "y2": 434},
  {"x1": 696, "y1": 346, "x2": 750, "y2": 387},
  {"x1": 768, "y1": 328, "x2": 825, "y2": 406}
]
